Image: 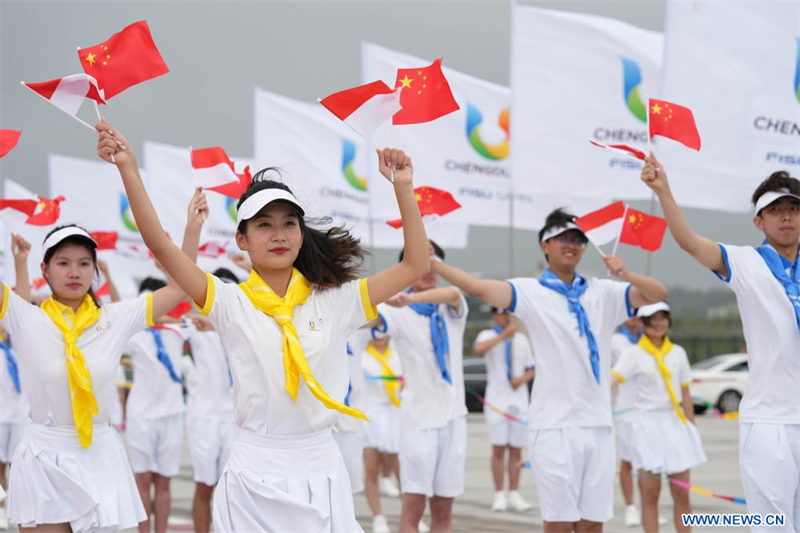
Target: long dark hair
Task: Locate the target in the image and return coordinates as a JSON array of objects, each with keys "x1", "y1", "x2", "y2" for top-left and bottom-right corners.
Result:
[
  {"x1": 42, "y1": 224, "x2": 101, "y2": 307},
  {"x1": 236, "y1": 169, "x2": 366, "y2": 287}
]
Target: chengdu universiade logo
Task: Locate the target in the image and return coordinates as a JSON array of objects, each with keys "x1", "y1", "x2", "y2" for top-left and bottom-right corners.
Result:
[
  {"x1": 466, "y1": 103, "x2": 509, "y2": 161},
  {"x1": 341, "y1": 139, "x2": 368, "y2": 192},
  {"x1": 120, "y1": 192, "x2": 139, "y2": 233},
  {"x1": 226, "y1": 197, "x2": 237, "y2": 223},
  {"x1": 621, "y1": 57, "x2": 647, "y2": 123},
  {"x1": 794, "y1": 38, "x2": 800, "y2": 104}
]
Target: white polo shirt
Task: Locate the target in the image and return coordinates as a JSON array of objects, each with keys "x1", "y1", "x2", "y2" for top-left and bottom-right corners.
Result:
[
  {"x1": 361, "y1": 338, "x2": 403, "y2": 406},
  {"x1": 0, "y1": 283, "x2": 152, "y2": 427},
  {"x1": 378, "y1": 292, "x2": 469, "y2": 432},
  {"x1": 0, "y1": 340, "x2": 26, "y2": 423},
  {"x1": 507, "y1": 277, "x2": 634, "y2": 430},
  {"x1": 715, "y1": 243, "x2": 800, "y2": 424},
  {"x1": 183, "y1": 324, "x2": 235, "y2": 421},
  {"x1": 611, "y1": 332, "x2": 639, "y2": 413},
  {"x1": 474, "y1": 329, "x2": 535, "y2": 413},
  {"x1": 196, "y1": 274, "x2": 377, "y2": 436},
  {"x1": 612, "y1": 343, "x2": 692, "y2": 413},
  {"x1": 125, "y1": 325, "x2": 188, "y2": 420}
]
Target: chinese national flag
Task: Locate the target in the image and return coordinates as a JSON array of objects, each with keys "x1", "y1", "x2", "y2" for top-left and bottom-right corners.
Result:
[
  {"x1": 90, "y1": 231, "x2": 118, "y2": 250},
  {"x1": 26, "y1": 196, "x2": 65, "y2": 226},
  {"x1": 387, "y1": 186, "x2": 461, "y2": 228},
  {"x1": 167, "y1": 300, "x2": 193, "y2": 319},
  {"x1": 78, "y1": 21, "x2": 169, "y2": 100},
  {"x1": 648, "y1": 99, "x2": 701, "y2": 150},
  {"x1": 620, "y1": 207, "x2": 668, "y2": 252},
  {"x1": 392, "y1": 59, "x2": 460, "y2": 125}
]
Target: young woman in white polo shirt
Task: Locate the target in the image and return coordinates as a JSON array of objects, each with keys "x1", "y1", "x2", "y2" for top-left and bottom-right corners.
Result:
[
  {"x1": 642, "y1": 158, "x2": 800, "y2": 533},
  {"x1": 612, "y1": 303, "x2": 706, "y2": 531},
  {"x1": 430, "y1": 209, "x2": 667, "y2": 533},
  {"x1": 96, "y1": 120, "x2": 430, "y2": 532},
  {"x1": 0, "y1": 189, "x2": 204, "y2": 532},
  {"x1": 473, "y1": 307, "x2": 535, "y2": 513}
]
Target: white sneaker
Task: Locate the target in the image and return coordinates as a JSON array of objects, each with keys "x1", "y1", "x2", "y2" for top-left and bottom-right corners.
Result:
[
  {"x1": 659, "y1": 516, "x2": 668, "y2": 526},
  {"x1": 372, "y1": 514, "x2": 391, "y2": 533},
  {"x1": 491, "y1": 491, "x2": 507, "y2": 512},
  {"x1": 0, "y1": 507, "x2": 8, "y2": 530},
  {"x1": 507, "y1": 491, "x2": 532, "y2": 512},
  {"x1": 379, "y1": 476, "x2": 401, "y2": 497},
  {"x1": 418, "y1": 519, "x2": 430, "y2": 533},
  {"x1": 624, "y1": 504, "x2": 640, "y2": 527}
]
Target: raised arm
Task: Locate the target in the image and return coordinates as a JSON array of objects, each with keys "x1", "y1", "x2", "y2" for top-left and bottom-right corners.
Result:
[
  {"x1": 366, "y1": 149, "x2": 430, "y2": 305},
  {"x1": 11, "y1": 233, "x2": 31, "y2": 303},
  {"x1": 642, "y1": 153, "x2": 726, "y2": 276},
  {"x1": 430, "y1": 258, "x2": 513, "y2": 310},
  {"x1": 473, "y1": 325, "x2": 515, "y2": 356},
  {"x1": 97, "y1": 260, "x2": 121, "y2": 303},
  {"x1": 602, "y1": 255, "x2": 668, "y2": 309},
  {"x1": 385, "y1": 286, "x2": 463, "y2": 315},
  {"x1": 96, "y1": 120, "x2": 210, "y2": 310}
]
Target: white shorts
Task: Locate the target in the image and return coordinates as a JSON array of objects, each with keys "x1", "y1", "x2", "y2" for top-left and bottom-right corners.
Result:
[
  {"x1": 400, "y1": 416, "x2": 466, "y2": 498},
  {"x1": 187, "y1": 415, "x2": 237, "y2": 486},
  {"x1": 126, "y1": 413, "x2": 185, "y2": 477},
  {"x1": 364, "y1": 402, "x2": 401, "y2": 454},
  {"x1": 0, "y1": 422, "x2": 24, "y2": 463},
  {"x1": 740, "y1": 423, "x2": 800, "y2": 533},
  {"x1": 528, "y1": 426, "x2": 615, "y2": 523},
  {"x1": 333, "y1": 430, "x2": 365, "y2": 494},
  {"x1": 485, "y1": 405, "x2": 527, "y2": 448}
]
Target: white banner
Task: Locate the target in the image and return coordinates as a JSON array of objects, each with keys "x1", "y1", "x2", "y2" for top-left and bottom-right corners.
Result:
[
  {"x1": 510, "y1": 5, "x2": 663, "y2": 229},
  {"x1": 48, "y1": 154, "x2": 158, "y2": 299},
  {"x1": 361, "y1": 42, "x2": 517, "y2": 230},
  {"x1": 1, "y1": 179, "x2": 51, "y2": 295},
  {"x1": 659, "y1": 0, "x2": 800, "y2": 212},
  {"x1": 143, "y1": 141, "x2": 252, "y2": 280},
  {"x1": 254, "y1": 88, "x2": 468, "y2": 249}
]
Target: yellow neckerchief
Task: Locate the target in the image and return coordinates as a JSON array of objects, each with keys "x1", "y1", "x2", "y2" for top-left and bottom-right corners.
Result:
[
  {"x1": 366, "y1": 344, "x2": 401, "y2": 408},
  {"x1": 637, "y1": 335, "x2": 687, "y2": 424},
  {"x1": 239, "y1": 268, "x2": 368, "y2": 421},
  {"x1": 40, "y1": 294, "x2": 101, "y2": 447}
]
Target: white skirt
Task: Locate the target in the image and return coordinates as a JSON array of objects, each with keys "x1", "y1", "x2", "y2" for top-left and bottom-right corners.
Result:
[
  {"x1": 213, "y1": 428, "x2": 364, "y2": 533},
  {"x1": 615, "y1": 418, "x2": 636, "y2": 463},
  {"x1": 7, "y1": 423, "x2": 145, "y2": 532},
  {"x1": 364, "y1": 401, "x2": 401, "y2": 454},
  {"x1": 629, "y1": 409, "x2": 708, "y2": 475}
]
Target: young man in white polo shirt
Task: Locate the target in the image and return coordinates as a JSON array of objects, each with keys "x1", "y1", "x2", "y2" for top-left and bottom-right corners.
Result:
[
  {"x1": 430, "y1": 209, "x2": 667, "y2": 533},
  {"x1": 642, "y1": 157, "x2": 800, "y2": 533},
  {"x1": 473, "y1": 307, "x2": 534, "y2": 513},
  {"x1": 373, "y1": 241, "x2": 468, "y2": 533}
]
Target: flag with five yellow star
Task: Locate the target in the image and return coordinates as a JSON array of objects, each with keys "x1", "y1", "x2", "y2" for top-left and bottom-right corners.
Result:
[
  {"x1": 392, "y1": 58, "x2": 460, "y2": 125},
  {"x1": 386, "y1": 186, "x2": 461, "y2": 228},
  {"x1": 648, "y1": 98, "x2": 701, "y2": 150},
  {"x1": 78, "y1": 21, "x2": 169, "y2": 100}
]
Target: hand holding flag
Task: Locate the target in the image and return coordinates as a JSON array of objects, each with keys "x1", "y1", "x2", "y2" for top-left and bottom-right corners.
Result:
[
  {"x1": 640, "y1": 153, "x2": 670, "y2": 196},
  {"x1": 648, "y1": 98, "x2": 701, "y2": 150}
]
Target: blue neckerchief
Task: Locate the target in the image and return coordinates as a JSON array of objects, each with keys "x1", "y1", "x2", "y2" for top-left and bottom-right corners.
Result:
[
  {"x1": 756, "y1": 240, "x2": 800, "y2": 332},
  {"x1": 149, "y1": 328, "x2": 183, "y2": 384},
  {"x1": 407, "y1": 289, "x2": 452, "y2": 384},
  {"x1": 493, "y1": 325, "x2": 513, "y2": 381},
  {"x1": 618, "y1": 325, "x2": 641, "y2": 344},
  {"x1": 0, "y1": 340, "x2": 20, "y2": 394},
  {"x1": 539, "y1": 269, "x2": 601, "y2": 384},
  {"x1": 344, "y1": 380, "x2": 353, "y2": 406}
]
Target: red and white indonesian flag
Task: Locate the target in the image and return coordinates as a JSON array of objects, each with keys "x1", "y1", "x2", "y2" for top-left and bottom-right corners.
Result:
[
  {"x1": 575, "y1": 202, "x2": 627, "y2": 246},
  {"x1": 22, "y1": 74, "x2": 106, "y2": 116},
  {"x1": 588, "y1": 140, "x2": 646, "y2": 161},
  {"x1": 190, "y1": 147, "x2": 240, "y2": 188},
  {"x1": 319, "y1": 80, "x2": 402, "y2": 139}
]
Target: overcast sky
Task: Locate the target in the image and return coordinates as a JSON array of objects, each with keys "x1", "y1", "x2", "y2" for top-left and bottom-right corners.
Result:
[{"x1": 0, "y1": 1, "x2": 767, "y2": 289}]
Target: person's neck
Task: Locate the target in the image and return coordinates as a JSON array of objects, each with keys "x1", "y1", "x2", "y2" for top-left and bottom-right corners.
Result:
[
  {"x1": 646, "y1": 334, "x2": 665, "y2": 349},
  {"x1": 548, "y1": 264, "x2": 576, "y2": 285},
  {"x1": 255, "y1": 266, "x2": 294, "y2": 298},
  {"x1": 372, "y1": 343, "x2": 389, "y2": 355},
  {"x1": 765, "y1": 237, "x2": 799, "y2": 264},
  {"x1": 53, "y1": 294, "x2": 83, "y2": 313}
]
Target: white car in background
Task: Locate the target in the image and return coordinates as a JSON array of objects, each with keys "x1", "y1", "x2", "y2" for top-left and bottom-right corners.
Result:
[{"x1": 690, "y1": 354, "x2": 749, "y2": 415}]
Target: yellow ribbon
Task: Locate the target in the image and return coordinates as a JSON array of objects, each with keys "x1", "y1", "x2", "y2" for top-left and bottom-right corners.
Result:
[
  {"x1": 638, "y1": 335, "x2": 687, "y2": 424},
  {"x1": 366, "y1": 344, "x2": 401, "y2": 408},
  {"x1": 41, "y1": 295, "x2": 101, "y2": 447},
  {"x1": 239, "y1": 268, "x2": 368, "y2": 421}
]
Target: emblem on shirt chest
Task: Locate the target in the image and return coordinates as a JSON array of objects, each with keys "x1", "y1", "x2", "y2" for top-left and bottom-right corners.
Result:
[
  {"x1": 308, "y1": 318, "x2": 324, "y2": 332},
  {"x1": 95, "y1": 321, "x2": 112, "y2": 332}
]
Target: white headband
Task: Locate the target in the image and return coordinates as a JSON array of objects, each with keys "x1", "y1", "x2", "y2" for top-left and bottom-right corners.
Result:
[
  {"x1": 754, "y1": 189, "x2": 800, "y2": 215},
  {"x1": 42, "y1": 227, "x2": 97, "y2": 253},
  {"x1": 540, "y1": 222, "x2": 585, "y2": 243},
  {"x1": 637, "y1": 301, "x2": 671, "y2": 318},
  {"x1": 236, "y1": 189, "x2": 305, "y2": 226}
]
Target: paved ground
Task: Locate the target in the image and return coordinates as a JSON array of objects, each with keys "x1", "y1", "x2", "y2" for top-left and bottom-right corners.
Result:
[{"x1": 4, "y1": 412, "x2": 748, "y2": 532}]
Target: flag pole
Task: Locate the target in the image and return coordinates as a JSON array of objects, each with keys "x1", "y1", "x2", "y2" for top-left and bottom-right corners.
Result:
[
  {"x1": 78, "y1": 46, "x2": 114, "y2": 163},
  {"x1": 188, "y1": 146, "x2": 207, "y2": 222},
  {"x1": 20, "y1": 81, "x2": 97, "y2": 133},
  {"x1": 645, "y1": 97, "x2": 655, "y2": 276},
  {"x1": 610, "y1": 204, "x2": 629, "y2": 258}
]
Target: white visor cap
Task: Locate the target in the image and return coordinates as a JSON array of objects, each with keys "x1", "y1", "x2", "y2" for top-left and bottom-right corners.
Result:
[
  {"x1": 754, "y1": 188, "x2": 800, "y2": 215},
  {"x1": 42, "y1": 226, "x2": 97, "y2": 254},
  {"x1": 236, "y1": 188, "x2": 305, "y2": 226},
  {"x1": 637, "y1": 301, "x2": 671, "y2": 318}
]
